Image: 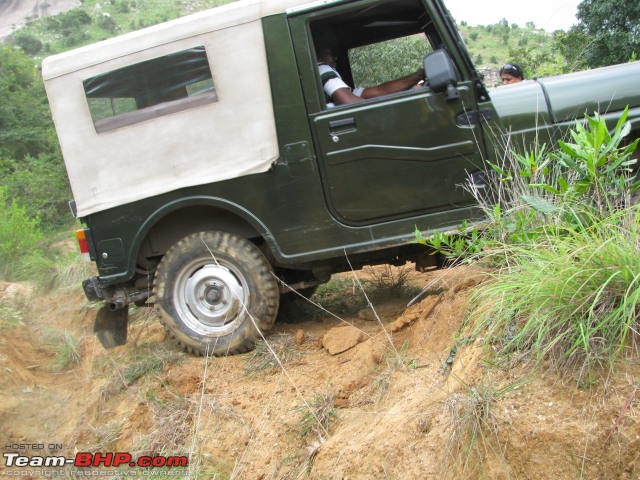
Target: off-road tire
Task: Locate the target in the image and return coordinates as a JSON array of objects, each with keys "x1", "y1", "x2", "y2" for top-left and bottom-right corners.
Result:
[{"x1": 154, "y1": 231, "x2": 279, "y2": 355}]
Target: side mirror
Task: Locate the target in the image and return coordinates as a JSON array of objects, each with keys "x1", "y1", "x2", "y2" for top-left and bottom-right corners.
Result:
[{"x1": 424, "y1": 49, "x2": 459, "y2": 101}]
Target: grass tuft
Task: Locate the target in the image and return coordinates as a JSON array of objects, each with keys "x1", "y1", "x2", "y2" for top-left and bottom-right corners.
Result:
[
  {"x1": 471, "y1": 208, "x2": 640, "y2": 379},
  {"x1": 46, "y1": 329, "x2": 82, "y2": 371},
  {"x1": 296, "y1": 392, "x2": 338, "y2": 440},
  {"x1": 244, "y1": 334, "x2": 302, "y2": 375}
]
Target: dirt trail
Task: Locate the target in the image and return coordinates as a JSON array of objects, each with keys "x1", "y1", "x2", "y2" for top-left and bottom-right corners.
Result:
[
  {"x1": 0, "y1": 0, "x2": 79, "y2": 39},
  {"x1": 0, "y1": 266, "x2": 639, "y2": 479}
]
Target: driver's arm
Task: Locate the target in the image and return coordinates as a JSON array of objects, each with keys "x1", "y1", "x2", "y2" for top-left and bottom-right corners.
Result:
[
  {"x1": 361, "y1": 68, "x2": 425, "y2": 99},
  {"x1": 331, "y1": 87, "x2": 366, "y2": 105}
]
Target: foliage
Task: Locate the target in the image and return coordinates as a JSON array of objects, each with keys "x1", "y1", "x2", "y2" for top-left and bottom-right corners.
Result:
[
  {"x1": 551, "y1": 29, "x2": 591, "y2": 72},
  {"x1": 3, "y1": 153, "x2": 72, "y2": 229},
  {"x1": 547, "y1": 108, "x2": 640, "y2": 216},
  {"x1": 470, "y1": 209, "x2": 640, "y2": 379},
  {"x1": 415, "y1": 220, "x2": 484, "y2": 261},
  {"x1": 349, "y1": 19, "x2": 576, "y2": 88},
  {"x1": 12, "y1": 32, "x2": 43, "y2": 56},
  {"x1": 0, "y1": 44, "x2": 70, "y2": 235},
  {"x1": 0, "y1": 186, "x2": 45, "y2": 278},
  {"x1": 457, "y1": 21, "x2": 558, "y2": 77},
  {"x1": 570, "y1": 0, "x2": 640, "y2": 68},
  {"x1": 17, "y1": 0, "x2": 232, "y2": 57},
  {"x1": 417, "y1": 110, "x2": 640, "y2": 380},
  {"x1": 349, "y1": 34, "x2": 429, "y2": 88},
  {"x1": 1, "y1": 1, "x2": 236, "y2": 243},
  {"x1": 0, "y1": 45, "x2": 56, "y2": 161}
]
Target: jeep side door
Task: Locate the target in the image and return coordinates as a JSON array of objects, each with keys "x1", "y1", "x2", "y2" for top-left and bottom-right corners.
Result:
[{"x1": 290, "y1": 0, "x2": 488, "y2": 225}]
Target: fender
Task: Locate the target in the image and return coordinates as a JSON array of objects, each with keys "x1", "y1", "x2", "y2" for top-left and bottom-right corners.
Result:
[{"x1": 100, "y1": 195, "x2": 279, "y2": 286}]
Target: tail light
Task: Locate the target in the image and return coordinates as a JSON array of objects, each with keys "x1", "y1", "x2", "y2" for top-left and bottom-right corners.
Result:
[{"x1": 76, "y1": 229, "x2": 91, "y2": 261}]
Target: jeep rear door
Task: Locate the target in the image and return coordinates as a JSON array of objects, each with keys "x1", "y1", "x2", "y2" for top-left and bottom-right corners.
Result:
[{"x1": 290, "y1": 0, "x2": 488, "y2": 225}]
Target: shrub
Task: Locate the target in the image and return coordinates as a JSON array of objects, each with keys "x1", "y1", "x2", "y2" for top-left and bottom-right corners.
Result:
[
  {"x1": 470, "y1": 209, "x2": 640, "y2": 379},
  {"x1": 469, "y1": 112, "x2": 640, "y2": 379},
  {"x1": 0, "y1": 186, "x2": 44, "y2": 278},
  {"x1": 418, "y1": 109, "x2": 640, "y2": 381},
  {"x1": 3, "y1": 152, "x2": 72, "y2": 229},
  {"x1": 12, "y1": 33, "x2": 43, "y2": 55}
]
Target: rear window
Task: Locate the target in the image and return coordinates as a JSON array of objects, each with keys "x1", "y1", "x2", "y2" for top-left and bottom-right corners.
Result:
[{"x1": 83, "y1": 46, "x2": 216, "y2": 132}]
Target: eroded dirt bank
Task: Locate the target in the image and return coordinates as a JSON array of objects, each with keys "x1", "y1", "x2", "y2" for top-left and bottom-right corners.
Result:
[{"x1": 0, "y1": 266, "x2": 638, "y2": 479}]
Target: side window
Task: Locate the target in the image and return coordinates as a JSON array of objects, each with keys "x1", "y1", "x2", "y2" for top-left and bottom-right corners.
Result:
[
  {"x1": 310, "y1": 0, "x2": 433, "y2": 109},
  {"x1": 83, "y1": 46, "x2": 216, "y2": 132},
  {"x1": 349, "y1": 35, "x2": 432, "y2": 89}
]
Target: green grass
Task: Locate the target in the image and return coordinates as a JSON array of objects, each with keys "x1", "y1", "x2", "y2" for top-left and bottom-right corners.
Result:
[
  {"x1": 470, "y1": 208, "x2": 640, "y2": 379},
  {"x1": 46, "y1": 329, "x2": 83, "y2": 371},
  {"x1": 420, "y1": 110, "x2": 640, "y2": 383}
]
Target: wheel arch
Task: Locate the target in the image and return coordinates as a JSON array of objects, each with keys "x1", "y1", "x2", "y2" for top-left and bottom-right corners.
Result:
[{"x1": 128, "y1": 196, "x2": 277, "y2": 274}]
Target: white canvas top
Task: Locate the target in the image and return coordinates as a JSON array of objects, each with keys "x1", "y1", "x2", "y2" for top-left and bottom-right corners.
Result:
[{"x1": 41, "y1": 0, "x2": 329, "y2": 217}]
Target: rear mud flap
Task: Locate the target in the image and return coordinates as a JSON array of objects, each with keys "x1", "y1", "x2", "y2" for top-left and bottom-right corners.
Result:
[{"x1": 94, "y1": 305, "x2": 128, "y2": 348}]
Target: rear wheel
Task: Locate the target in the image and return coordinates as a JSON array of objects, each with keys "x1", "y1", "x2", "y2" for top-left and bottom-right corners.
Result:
[{"x1": 154, "y1": 231, "x2": 279, "y2": 355}]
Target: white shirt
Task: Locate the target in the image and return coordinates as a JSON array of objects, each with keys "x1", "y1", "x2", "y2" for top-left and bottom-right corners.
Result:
[{"x1": 318, "y1": 63, "x2": 364, "y2": 107}]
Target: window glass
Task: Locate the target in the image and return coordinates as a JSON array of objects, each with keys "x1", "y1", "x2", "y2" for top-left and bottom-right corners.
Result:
[
  {"x1": 83, "y1": 46, "x2": 216, "y2": 131},
  {"x1": 349, "y1": 34, "x2": 432, "y2": 89}
]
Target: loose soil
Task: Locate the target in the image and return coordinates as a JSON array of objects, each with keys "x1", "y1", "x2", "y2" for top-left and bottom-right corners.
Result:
[{"x1": 0, "y1": 264, "x2": 638, "y2": 479}]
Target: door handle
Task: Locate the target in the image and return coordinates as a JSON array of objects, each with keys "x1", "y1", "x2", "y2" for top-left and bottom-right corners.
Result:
[{"x1": 329, "y1": 117, "x2": 356, "y2": 130}]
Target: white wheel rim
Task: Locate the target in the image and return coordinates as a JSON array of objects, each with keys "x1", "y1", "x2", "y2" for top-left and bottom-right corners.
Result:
[{"x1": 174, "y1": 260, "x2": 249, "y2": 337}]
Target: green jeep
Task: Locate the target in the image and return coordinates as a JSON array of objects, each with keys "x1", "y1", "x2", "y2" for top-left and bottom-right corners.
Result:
[{"x1": 41, "y1": 0, "x2": 640, "y2": 355}]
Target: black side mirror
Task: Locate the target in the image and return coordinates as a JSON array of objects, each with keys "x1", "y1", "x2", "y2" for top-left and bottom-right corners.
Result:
[{"x1": 424, "y1": 49, "x2": 459, "y2": 101}]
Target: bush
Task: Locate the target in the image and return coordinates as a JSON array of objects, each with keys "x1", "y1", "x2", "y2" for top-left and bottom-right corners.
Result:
[
  {"x1": 0, "y1": 45, "x2": 56, "y2": 161},
  {"x1": 470, "y1": 209, "x2": 640, "y2": 379},
  {"x1": 470, "y1": 111, "x2": 640, "y2": 380},
  {"x1": 56, "y1": 9, "x2": 93, "y2": 31},
  {"x1": 418, "y1": 109, "x2": 640, "y2": 381},
  {"x1": 0, "y1": 186, "x2": 45, "y2": 279},
  {"x1": 2, "y1": 152, "x2": 72, "y2": 229},
  {"x1": 97, "y1": 14, "x2": 118, "y2": 33},
  {"x1": 12, "y1": 33, "x2": 43, "y2": 55}
]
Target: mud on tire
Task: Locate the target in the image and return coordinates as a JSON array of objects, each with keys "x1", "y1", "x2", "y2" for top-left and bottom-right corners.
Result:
[{"x1": 153, "y1": 231, "x2": 279, "y2": 355}]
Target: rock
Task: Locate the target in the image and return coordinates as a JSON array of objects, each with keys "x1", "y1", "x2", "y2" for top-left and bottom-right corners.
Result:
[{"x1": 321, "y1": 325, "x2": 366, "y2": 355}]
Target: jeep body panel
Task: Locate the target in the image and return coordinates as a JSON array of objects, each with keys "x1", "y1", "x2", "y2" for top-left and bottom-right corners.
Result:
[{"x1": 489, "y1": 62, "x2": 640, "y2": 136}]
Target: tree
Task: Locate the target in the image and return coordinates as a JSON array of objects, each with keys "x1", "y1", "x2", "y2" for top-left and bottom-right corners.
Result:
[
  {"x1": 552, "y1": 30, "x2": 590, "y2": 72},
  {"x1": 572, "y1": 0, "x2": 640, "y2": 67},
  {"x1": 0, "y1": 45, "x2": 56, "y2": 160},
  {"x1": 0, "y1": 45, "x2": 71, "y2": 228}
]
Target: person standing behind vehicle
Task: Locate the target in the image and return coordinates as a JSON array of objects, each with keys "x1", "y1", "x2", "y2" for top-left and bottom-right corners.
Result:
[{"x1": 500, "y1": 63, "x2": 524, "y2": 84}]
